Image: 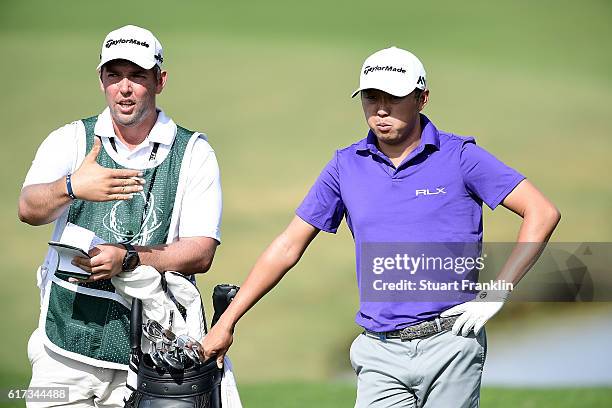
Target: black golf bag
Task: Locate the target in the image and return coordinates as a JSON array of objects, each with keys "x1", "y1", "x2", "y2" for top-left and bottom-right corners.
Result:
[{"x1": 124, "y1": 284, "x2": 240, "y2": 408}]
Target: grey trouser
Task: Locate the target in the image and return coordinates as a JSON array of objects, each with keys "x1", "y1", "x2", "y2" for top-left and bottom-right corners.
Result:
[{"x1": 349, "y1": 328, "x2": 487, "y2": 408}]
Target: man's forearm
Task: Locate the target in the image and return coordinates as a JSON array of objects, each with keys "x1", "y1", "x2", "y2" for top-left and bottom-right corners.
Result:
[
  {"x1": 136, "y1": 236, "x2": 219, "y2": 275},
  {"x1": 18, "y1": 179, "x2": 72, "y2": 226}
]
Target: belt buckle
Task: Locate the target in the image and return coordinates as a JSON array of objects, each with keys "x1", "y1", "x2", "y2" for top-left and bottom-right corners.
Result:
[{"x1": 399, "y1": 328, "x2": 412, "y2": 341}]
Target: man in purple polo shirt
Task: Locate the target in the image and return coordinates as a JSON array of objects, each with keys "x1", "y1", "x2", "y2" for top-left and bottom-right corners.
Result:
[{"x1": 202, "y1": 47, "x2": 560, "y2": 407}]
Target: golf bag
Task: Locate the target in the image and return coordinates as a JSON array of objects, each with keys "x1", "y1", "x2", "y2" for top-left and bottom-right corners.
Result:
[{"x1": 124, "y1": 284, "x2": 240, "y2": 408}]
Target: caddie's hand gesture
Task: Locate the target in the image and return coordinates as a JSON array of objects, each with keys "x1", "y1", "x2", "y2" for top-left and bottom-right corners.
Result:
[
  {"x1": 200, "y1": 322, "x2": 234, "y2": 369},
  {"x1": 70, "y1": 137, "x2": 145, "y2": 201}
]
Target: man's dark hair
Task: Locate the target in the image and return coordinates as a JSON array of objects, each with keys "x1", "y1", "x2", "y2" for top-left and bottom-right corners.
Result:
[{"x1": 412, "y1": 88, "x2": 424, "y2": 101}]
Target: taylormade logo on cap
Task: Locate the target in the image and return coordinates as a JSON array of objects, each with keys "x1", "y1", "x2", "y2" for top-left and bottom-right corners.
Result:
[
  {"x1": 351, "y1": 46, "x2": 427, "y2": 98},
  {"x1": 105, "y1": 38, "x2": 150, "y2": 48},
  {"x1": 97, "y1": 25, "x2": 163, "y2": 71},
  {"x1": 363, "y1": 65, "x2": 407, "y2": 75}
]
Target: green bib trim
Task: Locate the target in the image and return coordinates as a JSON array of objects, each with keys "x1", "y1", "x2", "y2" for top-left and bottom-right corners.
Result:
[{"x1": 45, "y1": 115, "x2": 195, "y2": 366}]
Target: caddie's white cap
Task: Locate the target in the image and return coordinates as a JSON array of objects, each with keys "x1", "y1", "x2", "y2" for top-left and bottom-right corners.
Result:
[
  {"x1": 97, "y1": 25, "x2": 163, "y2": 70},
  {"x1": 351, "y1": 46, "x2": 427, "y2": 98}
]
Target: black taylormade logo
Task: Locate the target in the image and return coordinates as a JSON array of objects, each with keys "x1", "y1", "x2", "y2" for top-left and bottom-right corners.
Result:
[
  {"x1": 105, "y1": 38, "x2": 150, "y2": 48},
  {"x1": 364, "y1": 65, "x2": 406, "y2": 75}
]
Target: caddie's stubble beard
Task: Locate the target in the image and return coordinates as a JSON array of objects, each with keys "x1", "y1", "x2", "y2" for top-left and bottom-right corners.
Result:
[{"x1": 110, "y1": 101, "x2": 154, "y2": 128}]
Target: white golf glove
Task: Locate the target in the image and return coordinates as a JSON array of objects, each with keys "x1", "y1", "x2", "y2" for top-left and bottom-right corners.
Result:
[{"x1": 440, "y1": 289, "x2": 511, "y2": 336}]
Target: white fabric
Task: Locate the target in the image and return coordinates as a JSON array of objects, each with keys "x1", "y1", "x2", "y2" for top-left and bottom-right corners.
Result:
[
  {"x1": 440, "y1": 289, "x2": 511, "y2": 336},
  {"x1": 111, "y1": 267, "x2": 175, "y2": 336},
  {"x1": 221, "y1": 356, "x2": 243, "y2": 408},
  {"x1": 24, "y1": 109, "x2": 222, "y2": 303},
  {"x1": 164, "y1": 272, "x2": 206, "y2": 338},
  {"x1": 27, "y1": 328, "x2": 129, "y2": 407},
  {"x1": 111, "y1": 267, "x2": 205, "y2": 344}
]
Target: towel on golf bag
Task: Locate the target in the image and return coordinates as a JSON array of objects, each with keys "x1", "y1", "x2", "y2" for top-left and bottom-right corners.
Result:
[
  {"x1": 112, "y1": 266, "x2": 243, "y2": 407},
  {"x1": 112, "y1": 266, "x2": 199, "y2": 352},
  {"x1": 219, "y1": 356, "x2": 242, "y2": 408}
]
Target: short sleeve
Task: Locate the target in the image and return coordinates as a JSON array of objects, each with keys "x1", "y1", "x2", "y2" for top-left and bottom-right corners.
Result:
[
  {"x1": 460, "y1": 140, "x2": 525, "y2": 210},
  {"x1": 177, "y1": 136, "x2": 222, "y2": 242},
  {"x1": 295, "y1": 151, "x2": 345, "y2": 233},
  {"x1": 22, "y1": 122, "x2": 82, "y2": 187}
]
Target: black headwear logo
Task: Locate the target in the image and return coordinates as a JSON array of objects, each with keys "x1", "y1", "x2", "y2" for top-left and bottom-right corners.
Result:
[
  {"x1": 105, "y1": 38, "x2": 150, "y2": 48},
  {"x1": 363, "y1": 65, "x2": 407, "y2": 75}
]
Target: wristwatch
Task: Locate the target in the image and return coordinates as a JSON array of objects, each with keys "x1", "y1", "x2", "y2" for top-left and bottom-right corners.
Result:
[{"x1": 120, "y1": 242, "x2": 140, "y2": 272}]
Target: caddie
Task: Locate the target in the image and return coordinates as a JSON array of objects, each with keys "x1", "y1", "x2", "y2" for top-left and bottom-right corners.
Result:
[
  {"x1": 18, "y1": 25, "x2": 222, "y2": 407},
  {"x1": 201, "y1": 46, "x2": 561, "y2": 407}
]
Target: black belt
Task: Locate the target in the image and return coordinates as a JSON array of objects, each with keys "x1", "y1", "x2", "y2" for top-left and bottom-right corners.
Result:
[{"x1": 364, "y1": 316, "x2": 458, "y2": 341}]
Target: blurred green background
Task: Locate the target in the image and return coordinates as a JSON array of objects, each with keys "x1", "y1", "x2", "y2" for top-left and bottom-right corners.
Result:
[{"x1": 1, "y1": 0, "x2": 611, "y2": 406}]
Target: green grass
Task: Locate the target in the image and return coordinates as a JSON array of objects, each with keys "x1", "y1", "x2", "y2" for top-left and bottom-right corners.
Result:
[
  {"x1": 0, "y1": 380, "x2": 610, "y2": 408},
  {"x1": 1, "y1": 0, "x2": 611, "y2": 387},
  {"x1": 239, "y1": 383, "x2": 612, "y2": 408}
]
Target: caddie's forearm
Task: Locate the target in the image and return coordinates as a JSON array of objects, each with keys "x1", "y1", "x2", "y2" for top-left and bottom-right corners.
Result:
[
  {"x1": 18, "y1": 178, "x2": 72, "y2": 226},
  {"x1": 136, "y1": 237, "x2": 218, "y2": 275},
  {"x1": 217, "y1": 235, "x2": 303, "y2": 331},
  {"x1": 496, "y1": 203, "x2": 561, "y2": 286}
]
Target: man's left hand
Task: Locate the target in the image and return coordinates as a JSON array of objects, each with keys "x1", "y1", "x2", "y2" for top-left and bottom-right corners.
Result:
[
  {"x1": 440, "y1": 288, "x2": 511, "y2": 336},
  {"x1": 70, "y1": 244, "x2": 126, "y2": 282}
]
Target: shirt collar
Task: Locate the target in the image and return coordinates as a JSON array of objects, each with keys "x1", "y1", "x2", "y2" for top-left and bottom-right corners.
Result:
[
  {"x1": 356, "y1": 114, "x2": 440, "y2": 154},
  {"x1": 94, "y1": 107, "x2": 177, "y2": 145}
]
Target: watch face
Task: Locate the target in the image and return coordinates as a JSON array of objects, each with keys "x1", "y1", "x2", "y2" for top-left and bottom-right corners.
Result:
[{"x1": 124, "y1": 251, "x2": 140, "y2": 271}]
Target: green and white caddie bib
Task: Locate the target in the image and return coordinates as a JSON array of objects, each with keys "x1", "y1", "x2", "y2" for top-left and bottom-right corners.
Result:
[{"x1": 41, "y1": 116, "x2": 197, "y2": 369}]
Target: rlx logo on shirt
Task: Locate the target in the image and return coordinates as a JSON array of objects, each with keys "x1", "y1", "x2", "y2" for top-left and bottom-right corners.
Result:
[{"x1": 415, "y1": 187, "x2": 447, "y2": 197}]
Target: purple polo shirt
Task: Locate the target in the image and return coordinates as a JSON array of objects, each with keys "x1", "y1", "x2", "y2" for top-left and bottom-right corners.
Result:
[{"x1": 296, "y1": 114, "x2": 525, "y2": 332}]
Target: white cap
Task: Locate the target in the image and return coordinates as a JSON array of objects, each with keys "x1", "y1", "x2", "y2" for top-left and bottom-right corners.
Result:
[
  {"x1": 351, "y1": 46, "x2": 427, "y2": 98},
  {"x1": 97, "y1": 25, "x2": 163, "y2": 71}
]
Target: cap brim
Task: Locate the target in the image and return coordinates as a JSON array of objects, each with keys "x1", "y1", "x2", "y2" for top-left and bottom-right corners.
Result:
[
  {"x1": 96, "y1": 56, "x2": 157, "y2": 71},
  {"x1": 350, "y1": 85, "x2": 415, "y2": 99}
]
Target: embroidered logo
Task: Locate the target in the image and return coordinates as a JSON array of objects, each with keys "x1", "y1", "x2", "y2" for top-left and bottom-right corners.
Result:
[
  {"x1": 105, "y1": 38, "x2": 150, "y2": 48},
  {"x1": 363, "y1": 65, "x2": 407, "y2": 75}
]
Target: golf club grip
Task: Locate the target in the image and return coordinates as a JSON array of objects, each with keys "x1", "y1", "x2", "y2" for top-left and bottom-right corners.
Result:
[
  {"x1": 130, "y1": 298, "x2": 143, "y2": 351},
  {"x1": 211, "y1": 284, "x2": 240, "y2": 327}
]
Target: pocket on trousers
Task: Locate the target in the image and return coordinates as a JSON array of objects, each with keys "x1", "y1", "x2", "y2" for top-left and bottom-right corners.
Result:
[
  {"x1": 477, "y1": 328, "x2": 487, "y2": 366},
  {"x1": 349, "y1": 334, "x2": 362, "y2": 373}
]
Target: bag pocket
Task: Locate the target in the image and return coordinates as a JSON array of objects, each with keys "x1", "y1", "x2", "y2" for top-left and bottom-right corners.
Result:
[{"x1": 45, "y1": 279, "x2": 131, "y2": 365}]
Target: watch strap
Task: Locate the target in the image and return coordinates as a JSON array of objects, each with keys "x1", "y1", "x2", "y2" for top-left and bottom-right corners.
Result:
[{"x1": 121, "y1": 242, "x2": 136, "y2": 253}]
